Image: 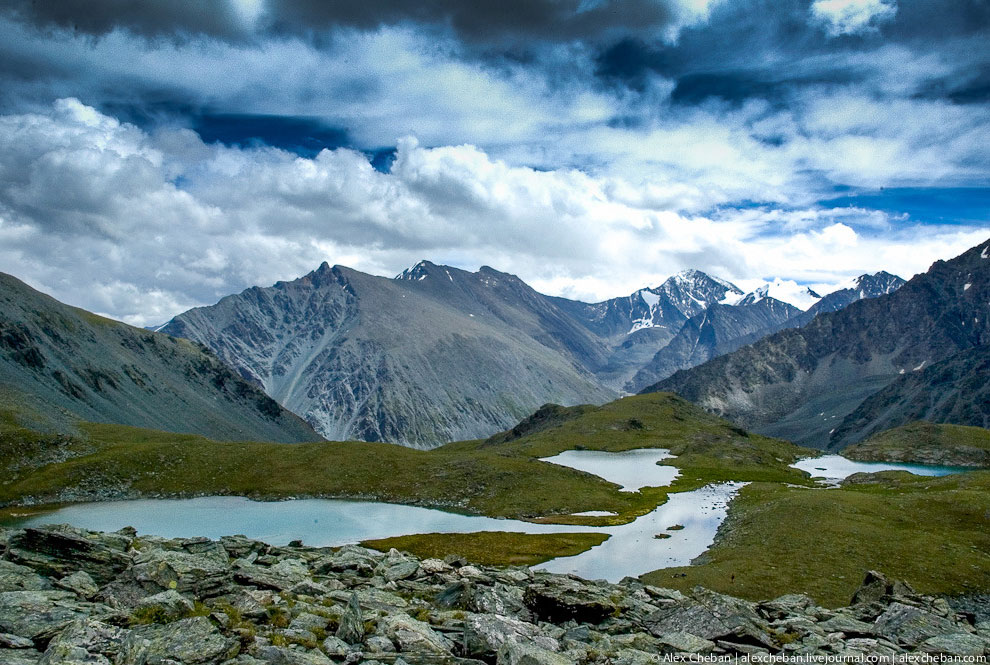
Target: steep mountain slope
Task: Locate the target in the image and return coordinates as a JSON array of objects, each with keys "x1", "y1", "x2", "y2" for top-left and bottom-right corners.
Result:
[
  {"x1": 627, "y1": 295, "x2": 800, "y2": 392},
  {"x1": 645, "y1": 238, "x2": 990, "y2": 447},
  {"x1": 784, "y1": 271, "x2": 905, "y2": 329},
  {"x1": 161, "y1": 262, "x2": 614, "y2": 447},
  {"x1": 0, "y1": 273, "x2": 320, "y2": 443},
  {"x1": 552, "y1": 270, "x2": 744, "y2": 388},
  {"x1": 828, "y1": 344, "x2": 990, "y2": 448}
]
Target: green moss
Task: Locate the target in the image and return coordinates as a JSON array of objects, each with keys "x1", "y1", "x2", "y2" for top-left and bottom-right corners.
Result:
[{"x1": 361, "y1": 531, "x2": 609, "y2": 566}]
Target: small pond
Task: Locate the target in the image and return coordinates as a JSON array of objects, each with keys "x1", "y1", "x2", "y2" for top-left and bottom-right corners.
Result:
[
  {"x1": 538, "y1": 448, "x2": 678, "y2": 492},
  {"x1": 790, "y1": 455, "x2": 970, "y2": 484}
]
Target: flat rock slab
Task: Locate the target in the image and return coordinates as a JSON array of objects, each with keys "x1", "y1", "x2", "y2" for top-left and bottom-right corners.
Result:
[{"x1": 873, "y1": 602, "x2": 960, "y2": 648}]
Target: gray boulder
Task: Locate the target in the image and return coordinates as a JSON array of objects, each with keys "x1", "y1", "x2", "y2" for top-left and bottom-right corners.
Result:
[
  {"x1": 1, "y1": 648, "x2": 45, "y2": 665},
  {"x1": 135, "y1": 589, "x2": 195, "y2": 620},
  {"x1": 0, "y1": 591, "x2": 110, "y2": 641},
  {"x1": 128, "y1": 548, "x2": 232, "y2": 598},
  {"x1": 253, "y1": 645, "x2": 332, "y2": 665},
  {"x1": 6, "y1": 526, "x2": 132, "y2": 586},
  {"x1": 0, "y1": 560, "x2": 50, "y2": 592},
  {"x1": 463, "y1": 613, "x2": 558, "y2": 658},
  {"x1": 918, "y1": 633, "x2": 989, "y2": 657},
  {"x1": 121, "y1": 615, "x2": 237, "y2": 664},
  {"x1": 851, "y1": 571, "x2": 916, "y2": 606},
  {"x1": 522, "y1": 577, "x2": 618, "y2": 624},
  {"x1": 495, "y1": 641, "x2": 570, "y2": 665},
  {"x1": 654, "y1": 630, "x2": 716, "y2": 654},
  {"x1": 39, "y1": 618, "x2": 129, "y2": 665},
  {"x1": 53, "y1": 572, "x2": 98, "y2": 600},
  {"x1": 381, "y1": 615, "x2": 453, "y2": 655},
  {"x1": 644, "y1": 588, "x2": 773, "y2": 649},
  {"x1": 873, "y1": 602, "x2": 960, "y2": 648},
  {"x1": 335, "y1": 593, "x2": 364, "y2": 645}
]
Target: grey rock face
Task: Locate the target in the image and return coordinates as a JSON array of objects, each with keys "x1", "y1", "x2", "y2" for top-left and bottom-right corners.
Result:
[
  {"x1": 6, "y1": 525, "x2": 133, "y2": 586},
  {"x1": 162, "y1": 262, "x2": 614, "y2": 448},
  {"x1": 464, "y1": 613, "x2": 559, "y2": 658},
  {"x1": 496, "y1": 640, "x2": 571, "y2": 665}
]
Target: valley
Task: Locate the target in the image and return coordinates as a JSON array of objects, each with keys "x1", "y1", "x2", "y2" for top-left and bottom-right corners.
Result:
[{"x1": 1, "y1": 239, "x2": 989, "y2": 660}]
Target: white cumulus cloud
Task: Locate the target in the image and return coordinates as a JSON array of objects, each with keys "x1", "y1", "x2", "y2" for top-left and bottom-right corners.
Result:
[{"x1": 811, "y1": 0, "x2": 897, "y2": 36}]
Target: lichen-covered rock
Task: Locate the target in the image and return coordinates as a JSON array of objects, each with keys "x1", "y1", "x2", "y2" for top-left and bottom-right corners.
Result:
[
  {"x1": 381, "y1": 615, "x2": 453, "y2": 655},
  {"x1": 335, "y1": 593, "x2": 365, "y2": 645},
  {"x1": 1, "y1": 647, "x2": 44, "y2": 665},
  {"x1": 0, "y1": 525, "x2": 981, "y2": 665},
  {"x1": 496, "y1": 640, "x2": 571, "y2": 665},
  {"x1": 128, "y1": 547, "x2": 233, "y2": 598},
  {"x1": 253, "y1": 645, "x2": 333, "y2": 665},
  {"x1": 918, "y1": 633, "x2": 989, "y2": 657},
  {"x1": 644, "y1": 588, "x2": 773, "y2": 649},
  {"x1": 654, "y1": 630, "x2": 716, "y2": 654},
  {"x1": 873, "y1": 602, "x2": 960, "y2": 648},
  {"x1": 39, "y1": 618, "x2": 130, "y2": 665},
  {"x1": 0, "y1": 591, "x2": 111, "y2": 641},
  {"x1": 121, "y1": 616, "x2": 237, "y2": 664},
  {"x1": 136, "y1": 589, "x2": 196, "y2": 618},
  {"x1": 463, "y1": 613, "x2": 558, "y2": 658},
  {"x1": 53, "y1": 572, "x2": 98, "y2": 600},
  {"x1": 523, "y1": 576, "x2": 618, "y2": 624},
  {"x1": 0, "y1": 560, "x2": 50, "y2": 592},
  {"x1": 5, "y1": 526, "x2": 132, "y2": 586}
]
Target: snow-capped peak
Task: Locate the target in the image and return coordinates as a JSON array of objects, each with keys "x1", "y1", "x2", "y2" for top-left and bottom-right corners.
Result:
[
  {"x1": 737, "y1": 279, "x2": 822, "y2": 309},
  {"x1": 395, "y1": 260, "x2": 434, "y2": 281}
]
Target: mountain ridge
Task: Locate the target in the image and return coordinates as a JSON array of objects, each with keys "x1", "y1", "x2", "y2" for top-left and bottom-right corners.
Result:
[{"x1": 644, "y1": 238, "x2": 990, "y2": 448}]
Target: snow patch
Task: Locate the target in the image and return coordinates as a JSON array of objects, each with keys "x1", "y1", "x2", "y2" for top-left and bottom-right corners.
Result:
[
  {"x1": 913, "y1": 361, "x2": 926, "y2": 371},
  {"x1": 964, "y1": 283, "x2": 972, "y2": 291},
  {"x1": 570, "y1": 511, "x2": 618, "y2": 517},
  {"x1": 639, "y1": 289, "x2": 660, "y2": 309},
  {"x1": 982, "y1": 244, "x2": 989, "y2": 259},
  {"x1": 719, "y1": 291, "x2": 744, "y2": 306}
]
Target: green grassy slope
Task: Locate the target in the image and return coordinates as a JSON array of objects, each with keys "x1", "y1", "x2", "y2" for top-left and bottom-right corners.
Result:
[
  {"x1": 843, "y1": 421, "x2": 990, "y2": 467},
  {"x1": 642, "y1": 471, "x2": 990, "y2": 606}
]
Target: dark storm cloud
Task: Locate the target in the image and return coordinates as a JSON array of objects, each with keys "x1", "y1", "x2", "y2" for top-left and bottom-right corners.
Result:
[
  {"x1": 0, "y1": 0, "x2": 249, "y2": 40},
  {"x1": 265, "y1": 0, "x2": 680, "y2": 44},
  {"x1": 0, "y1": 0, "x2": 688, "y2": 44}
]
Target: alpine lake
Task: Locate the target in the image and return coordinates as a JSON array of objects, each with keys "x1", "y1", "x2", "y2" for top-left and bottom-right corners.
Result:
[{"x1": 2, "y1": 449, "x2": 968, "y2": 582}]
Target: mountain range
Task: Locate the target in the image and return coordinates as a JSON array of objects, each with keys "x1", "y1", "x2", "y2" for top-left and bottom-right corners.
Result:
[
  {"x1": 0, "y1": 273, "x2": 320, "y2": 443},
  {"x1": 158, "y1": 258, "x2": 907, "y2": 447},
  {"x1": 646, "y1": 239, "x2": 990, "y2": 449}
]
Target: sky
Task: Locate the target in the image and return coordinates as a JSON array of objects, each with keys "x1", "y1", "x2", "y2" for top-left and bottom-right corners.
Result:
[{"x1": 0, "y1": 0, "x2": 987, "y2": 326}]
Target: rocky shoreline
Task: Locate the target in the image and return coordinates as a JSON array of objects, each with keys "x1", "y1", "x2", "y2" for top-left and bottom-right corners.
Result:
[{"x1": 1, "y1": 524, "x2": 988, "y2": 664}]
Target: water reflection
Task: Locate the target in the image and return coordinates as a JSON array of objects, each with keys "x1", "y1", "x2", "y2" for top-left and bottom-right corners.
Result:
[{"x1": 539, "y1": 448, "x2": 678, "y2": 491}]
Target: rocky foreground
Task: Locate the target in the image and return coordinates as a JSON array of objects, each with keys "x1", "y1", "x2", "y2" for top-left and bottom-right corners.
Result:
[{"x1": 1, "y1": 524, "x2": 988, "y2": 664}]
